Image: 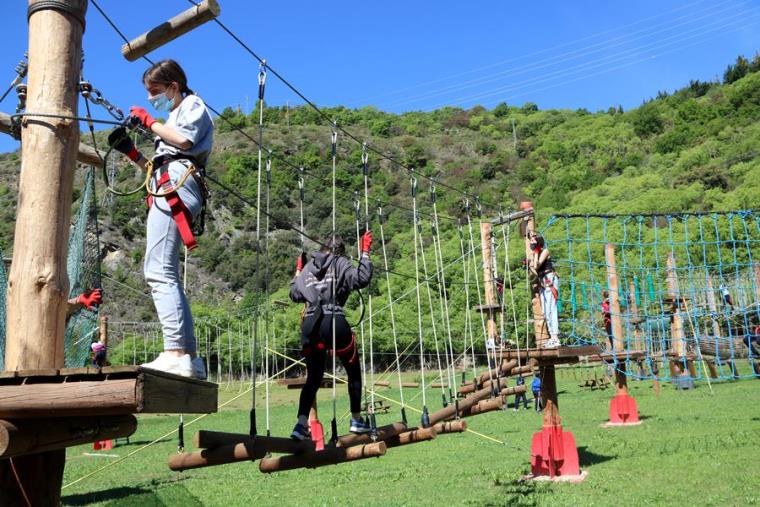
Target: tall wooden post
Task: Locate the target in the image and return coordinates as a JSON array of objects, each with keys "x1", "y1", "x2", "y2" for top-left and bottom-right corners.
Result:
[
  {"x1": 753, "y1": 264, "x2": 760, "y2": 303},
  {"x1": 480, "y1": 222, "x2": 498, "y2": 345},
  {"x1": 0, "y1": 1, "x2": 87, "y2": 505},
  {"x1": 605, "y1": 245, "x2": 640, "y2": 424},
  {"x1": 605, "y1": 244, "x2": 627, "y2": 391},
  {"x1": 666, "y1": 253, "x2": 691, "y2": 380}
]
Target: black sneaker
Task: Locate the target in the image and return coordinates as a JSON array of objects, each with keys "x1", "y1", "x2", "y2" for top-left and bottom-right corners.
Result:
[{"x1": 291, "y1": 423, "x2": 310, "y2": 441}]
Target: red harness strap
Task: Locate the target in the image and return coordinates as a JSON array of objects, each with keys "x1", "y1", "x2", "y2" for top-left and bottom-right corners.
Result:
[
  {"x1": 331, "y1": 332, "x2": 359, "y2": 366},
  {"x1": 147, "y1": 170, "x2": 198, "y2": 251}
]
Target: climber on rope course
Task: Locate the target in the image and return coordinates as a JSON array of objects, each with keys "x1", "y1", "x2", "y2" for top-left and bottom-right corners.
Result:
[
  {"x1": 528, "y1": 232, "x2": 561, "y2": 348},
  {"x1": 107, "y1": 59, "x2": 212, "y2": 379},
  {"x1": 289, "y1": 232, "x2": 373, "y2": 441}
]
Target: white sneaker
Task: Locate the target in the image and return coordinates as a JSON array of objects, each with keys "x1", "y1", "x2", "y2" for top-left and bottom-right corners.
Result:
[
  {"x1": 141, "y1": 352, "x2": 193, "y2": 377},
  {"x1": 543, "y1": 337, "x2": 561, "y2": 349},
  {"x1": 192, "y1": 357, "x2": 207, "y2": 380}
]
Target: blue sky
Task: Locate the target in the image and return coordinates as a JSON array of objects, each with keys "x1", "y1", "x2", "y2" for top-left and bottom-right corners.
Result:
[{"x1": 1, "y1": 0, "x2": 759, "y2": 153}]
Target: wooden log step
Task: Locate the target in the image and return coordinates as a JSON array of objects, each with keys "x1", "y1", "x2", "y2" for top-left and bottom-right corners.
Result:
[
  {"x1": 193, "y1": 431, "x2": 313, "y2": 454},
  {"x1": 428, "y1": 385, "x2": 492, "y2": 426},
  {"x1": 258, "y1": 442, "x2": 386, "y2": 473},
  {"x1": 477, "y1": 359, "x2": 518, "y2": 385},
  {"x1": 433, "y1": 420, "x2": 467, "y2": 434},
  {"x1": 462, "y1": 397, "x2": 504, "y2": 417},
  {"x1": 0, "y1": 366, "x2": 217, "y2": 418},
  {"x1": 169, "y1": 435, "x2": 314, "y2": 471},
  {"x1": 384, "y1": 426, "x2": 437, "y2": 448},
  {"x1": 0, "y1": 416, "x2": 137, "y2": 459},
  {"x1": 337, "y1": 422, "x2": 408, "y2": 448},
  {"x1": 500, "y1": 384, "x2": 527, "y2": 397}
]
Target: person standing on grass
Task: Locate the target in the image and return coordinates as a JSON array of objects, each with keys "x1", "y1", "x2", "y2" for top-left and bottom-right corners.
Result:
[
  {"x1": 513, "y1": 375, "x2": 529, "y2": 411},
  {"x1": 532, "y1": 372, "x2": 542, "y2": 412}
]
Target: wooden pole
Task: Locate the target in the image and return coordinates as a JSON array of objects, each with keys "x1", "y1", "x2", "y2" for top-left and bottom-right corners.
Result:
[
  {"x1": 0, "y1": 2, "x2": 87, "y2": 505},
  {"x1": 121, "y1": 0, "x2": 221, "y2": 61},
  {"x1": 754, "y1": 264, "x2": 760, "y2": 302},
  {"x1": 605, "y1": 244, "x2": 628, "y2": 393},
  {"x1": 666, "y1": 253, "x2": 687, "y2": 376},
  {"x1": 99, "y1": 315, "x2": 108, "y2": 346},
  {"x1": 433, "y1": 420, "x2": 467, "y2": 434},
  {"x1": 481, "y1": 221, "x2": 498, "y2": 343}
]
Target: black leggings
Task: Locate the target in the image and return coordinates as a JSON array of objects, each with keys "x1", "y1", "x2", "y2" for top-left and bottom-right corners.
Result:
[{"x1": 298, "y1": 314, "x2": 362, "y2": 418}]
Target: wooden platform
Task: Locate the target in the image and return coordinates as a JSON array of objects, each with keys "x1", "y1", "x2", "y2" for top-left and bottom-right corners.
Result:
[
  {"x1": 498, "y1": 345, "x2": 603, "y2": 365},
  {"x1": 0, "y1": 366, "x2": 217, "y2": 418},
  {"x1": 591, "y1": 351, "x2": 647, "y2": 364}
]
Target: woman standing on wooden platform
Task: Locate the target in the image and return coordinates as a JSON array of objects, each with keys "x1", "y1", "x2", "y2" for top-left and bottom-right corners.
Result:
[{"x1": 109, "y1": 59, "x2": 213, "y2": 379}]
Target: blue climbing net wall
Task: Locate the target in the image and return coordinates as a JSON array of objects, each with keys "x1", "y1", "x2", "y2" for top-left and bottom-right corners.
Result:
[
  {"x1": 0, "y1": 168, "x2": 101, "y2": 370},
  {"x1": 541, "y1": 210, "x2": 760, "y2": 381}
]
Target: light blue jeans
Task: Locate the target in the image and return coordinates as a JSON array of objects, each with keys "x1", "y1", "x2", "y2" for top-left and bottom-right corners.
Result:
[
  {"x1": 539, "y1": 272, "x2": 559, "y2": 336},
  {"x1": 144, "y1": 160, "x2": 202, "y2": 353}
]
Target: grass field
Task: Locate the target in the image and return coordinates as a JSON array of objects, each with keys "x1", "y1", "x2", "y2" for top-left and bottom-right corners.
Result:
[{"x1": 59, "y1": 370, "x2": 760, "y2": 506}]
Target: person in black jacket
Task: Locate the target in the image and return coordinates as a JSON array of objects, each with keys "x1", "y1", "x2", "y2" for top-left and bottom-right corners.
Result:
[{"x1": 289, "y1": 232, "x2": 373, "y2": 441}]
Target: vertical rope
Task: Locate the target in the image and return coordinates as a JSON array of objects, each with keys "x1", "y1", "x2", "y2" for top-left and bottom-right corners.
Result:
[
  {"x1": 410, "y1": 175, "x2": 429, "y2": 427},
  {"x1": 330, "y1": 123, "x2": 339, "y2": 443}
]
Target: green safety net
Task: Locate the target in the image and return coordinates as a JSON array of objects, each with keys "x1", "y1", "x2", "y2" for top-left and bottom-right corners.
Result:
[
  {"x1": 541, "y1": 210, "x2": 760, "y2": 382},
  {"x1": 0, "y1": 168, "x2": 101, "y2": 370}
]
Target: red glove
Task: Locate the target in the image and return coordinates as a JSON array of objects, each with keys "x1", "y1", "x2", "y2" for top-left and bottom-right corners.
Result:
[
  {"x1": 360, "y1": 230, "x2": 372, "y2": 254},
  {"x1": 296, "y1": 252, "x2": 307, "y2": 272},
  {"x1": 77, "y1": 288, "x2": 102, "y2": 310},
  {"x1": 129, "y1": 106, "x2": 156, "y2": 129}
]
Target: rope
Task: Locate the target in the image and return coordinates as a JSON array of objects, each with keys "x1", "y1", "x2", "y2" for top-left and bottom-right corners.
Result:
[{"x1": 410, "y1": 175, "x2": 429, "y2": 426}]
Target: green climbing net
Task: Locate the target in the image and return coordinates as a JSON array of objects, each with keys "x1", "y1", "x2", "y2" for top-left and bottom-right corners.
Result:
[
  {"x1": 541, "y1": 209, "x2": 760, "y2": 381},
  {"x1": 0, "y1": 167, "x2": 101, "y2": 370}
]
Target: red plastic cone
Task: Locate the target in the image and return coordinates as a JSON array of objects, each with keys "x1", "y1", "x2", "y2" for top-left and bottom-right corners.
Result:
[
  {"x1": 530, "y1": 425, "x2": 580, "y2": 477},
  {"x1": 608, "y1": 392, "x2": 640, "y2": 424}
]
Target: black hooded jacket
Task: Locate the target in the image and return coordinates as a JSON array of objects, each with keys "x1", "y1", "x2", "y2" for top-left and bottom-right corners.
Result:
[{"x1": 289, "y1": 251, "x2": 372, "y2": 316}]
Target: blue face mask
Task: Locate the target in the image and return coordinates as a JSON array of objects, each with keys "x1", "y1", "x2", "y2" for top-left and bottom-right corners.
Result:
[{"x1": 148, "y1": 91, "x2": 175, "y2": 112}]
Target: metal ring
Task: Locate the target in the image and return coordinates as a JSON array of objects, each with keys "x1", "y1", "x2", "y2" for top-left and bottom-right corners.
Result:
[{"x1": 28, "y1": 0, "x2": 86, "y2": 30}]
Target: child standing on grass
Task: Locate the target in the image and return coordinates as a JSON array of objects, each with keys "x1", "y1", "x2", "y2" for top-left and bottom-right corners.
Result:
[{"x1": 532, "y1": 372, "x2": 542, "y2": 412}]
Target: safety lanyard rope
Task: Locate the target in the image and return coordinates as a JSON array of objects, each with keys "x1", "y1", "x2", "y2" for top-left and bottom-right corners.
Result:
[
  {"x1": 429, "y1": 183, "x2": 457, "y2": 402},
  {"x1": 377, "y1": 203, "x2": 408, "y2": 424},
  {"x1": 249, "y1": 60, "x2": 267, "y2": 437},
  {"x1": 415, "y1": 209, "x2": 448, "y2": 407},
  {"x1": 264, "y1": 152, "x2": 272, "y2": 435},
  {"x1": 353, "y1": 192, "x2": 370, "y2": 415},
  {"x1": 410, "y1": 175, "x2": 430, "y2": 427},
  {"x1": 465, "y1": 199, "x2": 498, "y2": 393},
  {"x1": 457, "y1": 218, "x2": 478, "y2": 383},
  {"x1": 500, "y1": 218, "x2": 523, "y2": 368},
  {"x1": 329, "y1": 124, "x2": 339, "y2": 444},
  {"x1": 361, "y1": 145, "x2": 378, "y2": 436}
]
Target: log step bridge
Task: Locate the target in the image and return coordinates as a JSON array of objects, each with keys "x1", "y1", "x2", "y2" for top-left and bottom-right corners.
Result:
[
  {"x1": 0, "y1": 366, "x2": 218, "y2": 418},
  {"x1": 169, "y1": 434, "x2": 314, "y2": 472},
  {"x1": 433, "y1": 420, "x2": 467, "y2": 434},
  {"x1": 259, "y1": 442, "x2": 386, "y2": 473}
]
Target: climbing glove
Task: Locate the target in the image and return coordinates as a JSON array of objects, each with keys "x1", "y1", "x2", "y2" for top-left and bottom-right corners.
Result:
[
  {"x1": 107, "y1": 127, "x2": 140, "y2": 162},
  {"x1": 77, "y1": 288, "x2": 103, "y2": 310},
  {"x1": 360, "y1": 230, "x2": 373, "y2": 254},
  {"x1": 129, "y1": 106, "x2": 156, "y2": 129},
  {"x1": 296, "y1": 252, "x2": 307, "y2": 273}
]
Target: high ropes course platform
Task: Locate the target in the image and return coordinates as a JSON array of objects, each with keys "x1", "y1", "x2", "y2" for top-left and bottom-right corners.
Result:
[{"x1": 0, "y1": 0, "x2": 758, "y2": 504}]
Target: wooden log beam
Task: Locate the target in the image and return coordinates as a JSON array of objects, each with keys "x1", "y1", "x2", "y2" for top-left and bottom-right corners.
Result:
[
  {"x1": 0, "y1": 112, "x2": 105, "y2": 167},
  {"x1": 428, "y1": 385, "x2": 492, "y2": 426},
  {"x1": 463, "y1": 396, "x2": 504, "y2": 417},
  {"x1": 433, "y1": 420, "x2": 467, "y2": 434},
  {"x1": 122, "y1": 0, "x2": 221, "y2": 61},
  {"x1": 384, "y1": 426, "x2": 437, "y2": 448},
  {"x1": 168, "y1": 435, "x2": 314, "y2": 471},
  {"x1": 336, "y1": 422, "x2": 407, "y2": 448},
  {"x1": 0, "y1": 416, "x2": 137, "y2": 459},
  {"x1": 477, "y1": 359, "x2": 518, "y2": 385},
  {"x1": 258, "y1": 442, "x2": 386, "y2": 473},
  {"x1": 500, "y1": 384, "x2": 527, "y2": 397},
  {"x1": 192, "y1": 431, "x2": 312, "y2": 454}
]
